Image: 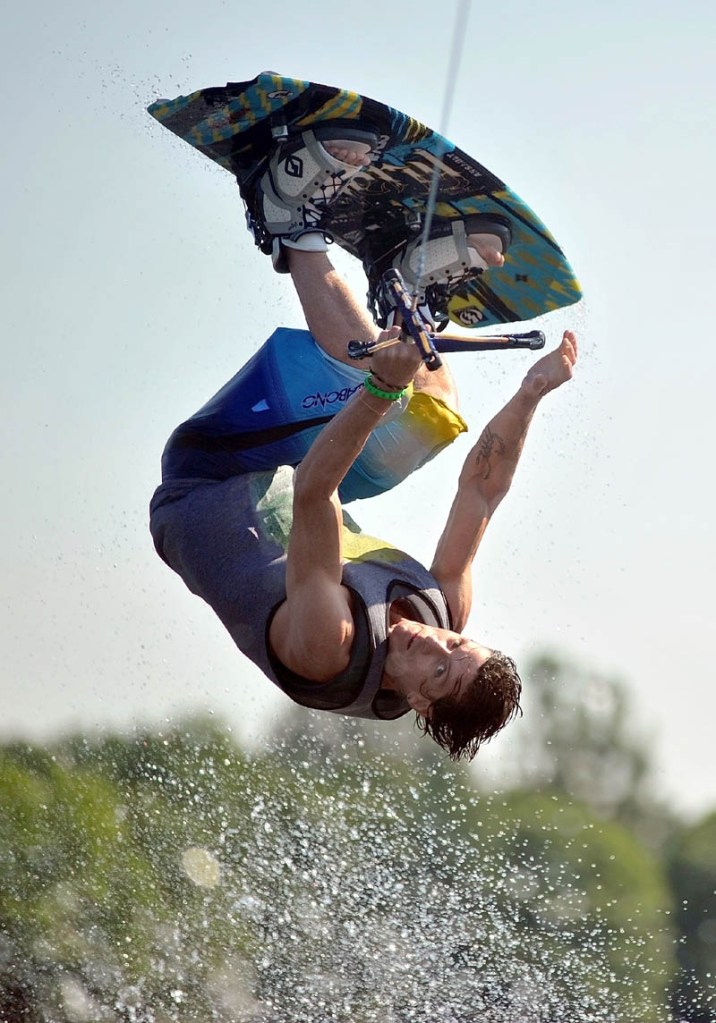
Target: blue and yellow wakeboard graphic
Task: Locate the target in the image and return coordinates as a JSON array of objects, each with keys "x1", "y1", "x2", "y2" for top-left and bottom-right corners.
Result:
[{"x1": 148, "y1": 72, "x2": 582, "y2": 329}]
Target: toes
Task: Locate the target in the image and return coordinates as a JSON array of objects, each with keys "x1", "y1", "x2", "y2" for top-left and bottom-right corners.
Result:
[
  {"x1": 483, "y1": 248, "x2": 505, "y2": 268},
  {"x1": 470, "y1": 245, "x2": 504, "y2": 268},
  {"x1": 559, "y1": 333, "x2": 577, "y2": 370},
  {"x1": 323, "y1": 142, "x2": 372, "y2": 167},
  {"x1": 467, "y1": 233, "x2": 506, "y2": 268},
  {"x1": 562, "y1": 331, "x2": 577, "y2": 360}
]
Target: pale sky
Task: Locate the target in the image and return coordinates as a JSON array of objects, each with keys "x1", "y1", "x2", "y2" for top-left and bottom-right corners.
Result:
[{"x1": 2, "y1": 0, "x2": 715, "y2": 815}]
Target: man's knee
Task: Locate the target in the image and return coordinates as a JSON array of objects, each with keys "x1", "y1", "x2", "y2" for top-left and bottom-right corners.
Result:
[{"x1": 412, "y1": 361, "x2": 459, "y2": 409}]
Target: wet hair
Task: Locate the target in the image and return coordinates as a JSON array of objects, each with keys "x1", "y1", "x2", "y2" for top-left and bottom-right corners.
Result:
[{"x1": 416, "y1": 651, "x2": 522, "y2": 761}]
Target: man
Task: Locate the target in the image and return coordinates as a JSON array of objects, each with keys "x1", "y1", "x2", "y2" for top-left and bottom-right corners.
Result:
[{"x1": 150, "y1": 131, "x2": 577, "y2": 759}]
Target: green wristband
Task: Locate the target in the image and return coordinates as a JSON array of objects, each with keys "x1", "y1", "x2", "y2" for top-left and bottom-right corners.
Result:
[{"x1": 364, "y1": 375, "x2": 406, "y2": 401}]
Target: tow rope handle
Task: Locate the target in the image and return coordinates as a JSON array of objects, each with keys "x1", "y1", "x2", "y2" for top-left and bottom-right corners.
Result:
[{"x1": 347, "y1": 269, "x2": 545, "y2": 367}]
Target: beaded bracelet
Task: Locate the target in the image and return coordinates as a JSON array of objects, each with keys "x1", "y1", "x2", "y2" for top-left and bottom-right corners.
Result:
[
  {"x1": 364, "y1": 375, "x2": 407, "y2": 401},
  {"x1": 371, "y1": 371, "x2": 404, "y2": 392}
]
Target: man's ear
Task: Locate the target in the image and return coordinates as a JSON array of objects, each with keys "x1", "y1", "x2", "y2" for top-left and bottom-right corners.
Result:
[{"x1": 406, "y1": 691, "x2": 432, "y2": 717}]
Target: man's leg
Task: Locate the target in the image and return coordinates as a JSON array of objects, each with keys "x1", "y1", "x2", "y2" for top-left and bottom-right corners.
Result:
[
  {"x1": 257, "y1": 136, "x2": 503, "y2": 411},
  {"x1": 286, "y1": 246, "x2": 460, "y2": 408}
]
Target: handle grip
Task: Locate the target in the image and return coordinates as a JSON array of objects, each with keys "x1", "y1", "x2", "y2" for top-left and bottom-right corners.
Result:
[{"x1": 348, "y1": 329, "x2": 546, "y2": 359}]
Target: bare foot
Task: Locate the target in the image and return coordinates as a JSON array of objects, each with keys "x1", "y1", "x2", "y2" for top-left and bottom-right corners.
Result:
[
  {"x1": 522, "y1": 330, "x2": 578, "y2": 398},
  {"x1": 467, "y1": 233, "x2": 506, "y2": 268},
  {"x1": 324, "y1": 141, "x2": 373, "y2": 167}
]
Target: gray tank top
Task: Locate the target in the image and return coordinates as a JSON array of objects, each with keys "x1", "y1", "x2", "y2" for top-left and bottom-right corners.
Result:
[{"x1": 150, "y1": 466, "x2": 452, "y2": 721}]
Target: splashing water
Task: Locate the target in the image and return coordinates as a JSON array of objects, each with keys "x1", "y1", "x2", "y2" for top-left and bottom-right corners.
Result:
[
  {"x1": 211, "y1": 739, "x2": 633, "y2": 1023},
  {"x1": 0, "y1": 719, "x2": 676, "y2": 1022}
]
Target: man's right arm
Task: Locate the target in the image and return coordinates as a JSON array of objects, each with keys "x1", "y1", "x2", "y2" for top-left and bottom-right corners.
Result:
[{"x1": 430, "y1": 331, "x2": 577, "y2": 630}]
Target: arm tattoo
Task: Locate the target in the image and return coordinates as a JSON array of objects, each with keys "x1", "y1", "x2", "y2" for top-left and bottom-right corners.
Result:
[{"x1": 474, "y1": 426, "x2": 506, "y2": 481}]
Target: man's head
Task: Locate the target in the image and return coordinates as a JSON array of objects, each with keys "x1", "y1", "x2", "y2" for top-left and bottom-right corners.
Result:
[{"x1": 383, "y1": 620, "x2": 522, "y2": 761}]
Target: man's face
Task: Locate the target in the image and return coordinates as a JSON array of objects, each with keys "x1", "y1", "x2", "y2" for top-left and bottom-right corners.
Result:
[{"x1": 384, "y1": 619, "x2": 493, "y2": 715}]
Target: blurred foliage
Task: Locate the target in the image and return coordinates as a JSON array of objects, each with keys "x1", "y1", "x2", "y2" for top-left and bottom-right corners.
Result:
[
  {"x1": 504, "y1": 652, "x2": 677, "y2": 848},
  {"x1": 665, "y1": 811, "x2": 716, "y2": 1022},
  {"x1": 0, "y1": 651, "x2": 711, "y2": 1020}
]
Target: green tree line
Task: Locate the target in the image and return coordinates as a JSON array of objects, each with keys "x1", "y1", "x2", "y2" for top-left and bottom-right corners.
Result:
[{"x1": 0, "y1": 652, "x2": 713, "y2": 1022}]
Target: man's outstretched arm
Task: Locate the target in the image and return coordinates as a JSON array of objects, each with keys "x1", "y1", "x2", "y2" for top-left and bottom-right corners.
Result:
[{"x1": 430, "y1": 331, "x2": 578, "y2": 631}]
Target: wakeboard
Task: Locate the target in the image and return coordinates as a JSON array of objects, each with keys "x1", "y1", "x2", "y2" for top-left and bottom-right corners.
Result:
[{"x1": 148, "y1": 72, "x2": 582, "y2": 330}]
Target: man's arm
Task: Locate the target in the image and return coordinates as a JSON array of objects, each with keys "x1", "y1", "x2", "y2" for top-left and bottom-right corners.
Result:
[
  {"x1": 269, "y1": 330, "x2": 424, "y2": 680},
  {"x1": 430, "y1": 331, "x2": 577, "y2": 631}
]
